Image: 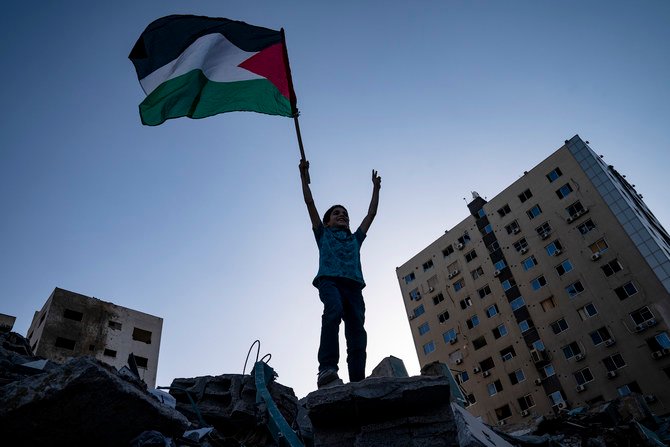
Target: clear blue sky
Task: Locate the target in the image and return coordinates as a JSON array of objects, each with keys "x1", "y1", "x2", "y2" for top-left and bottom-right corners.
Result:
[{"x1": 1, "y1": 1, "x2": 669, "y2": 398}]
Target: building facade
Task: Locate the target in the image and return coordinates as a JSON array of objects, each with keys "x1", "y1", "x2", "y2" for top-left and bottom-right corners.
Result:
[
  {"x1": 27, "y1": 287, "x2": 163, "y2": 388},
  {"x1": 397, "y1": 135, "x2": 670, "y2": 425}
]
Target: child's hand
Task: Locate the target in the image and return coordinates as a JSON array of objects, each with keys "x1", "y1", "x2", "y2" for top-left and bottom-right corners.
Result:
[{"x1": 372, "y1": 169, "x2": 381, "y2": 189}]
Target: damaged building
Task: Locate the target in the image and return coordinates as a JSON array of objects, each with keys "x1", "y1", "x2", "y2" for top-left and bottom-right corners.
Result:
[
  {"x1": 25, "y1": 287, "x2": 163, "y2": 388},
  {"x1": 397, "y1": 135, "x2": 670, "y2": 426}
]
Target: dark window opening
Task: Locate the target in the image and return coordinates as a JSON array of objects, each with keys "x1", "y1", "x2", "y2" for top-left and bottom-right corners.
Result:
[
  {"x1": 134, "y1": 355, "x2": 149, "y2": 368},
  {"x1": 55, "y1": 337, "x2": 76, "y2": 350},
  {"x1": 63, "y1": 309, "x2": 83, "y2": 322},
  {"x1": 132, "y1": 327, "x2": 153, "y2": 344},
  {"x1": 108, "y1": 321, "x2": 123, "y2": 330},
  {"x1": 104, "y1": 348, "x2": 117, "y2": 357}
]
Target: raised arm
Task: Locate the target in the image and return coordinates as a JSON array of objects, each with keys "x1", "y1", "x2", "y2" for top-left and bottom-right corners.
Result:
[
  {"x1": 299, "y1": 159, "x2": 322, "y2": 230},
  {"x1": 358, "y1": 169, "x2": 381, "y2": 234}
]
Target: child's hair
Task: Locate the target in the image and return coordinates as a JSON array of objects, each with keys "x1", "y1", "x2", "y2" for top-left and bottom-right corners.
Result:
[{"x1": 323, "y1": 204, "x2": 347, "y2": 225}]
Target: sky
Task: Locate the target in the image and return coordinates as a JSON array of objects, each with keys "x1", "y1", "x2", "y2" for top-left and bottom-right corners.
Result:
[{"x1": 1, "y1": 1, "x2": 669, "y2": 399}]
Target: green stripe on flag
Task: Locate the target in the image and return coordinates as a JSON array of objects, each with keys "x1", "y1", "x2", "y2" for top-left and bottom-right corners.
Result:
[{"x1": 139, "y1": 70, "x2": 293, "y2": 126}]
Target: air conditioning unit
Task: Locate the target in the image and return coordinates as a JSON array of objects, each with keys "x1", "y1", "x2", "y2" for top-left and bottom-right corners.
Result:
[
  {"x1": 652, "y1": 351, "x2": 663, "y2": 360},
  {"x1": 512, "y1": 227, "x2": 521, "y2": 234},
  {"x1": 455, "y1": 358, "x2": 463, "y2": 365},
  {"x1": 428, "y1": 287, "x2": 435, "y2": 292},
  {"x1": 534, "y1": 378, "x2": 542, "y2": 385},
  {"x1": 483, "y1": 370, "x2": 491, "y2": 377},
  {"x1": 566, "y1": 216, "x2": 574, "y2": 224},
  {"x1": 553, "y1": 249, "x2": 562, "y2": 256},
  {"x1": 540, "y1": 232, "x2": 550, "y2": 240},
  {"x1": 494, "y1": 270, "x2": 501, "y2": 277},
  {"x1": 520, "y1": 247, "x2": 529, "y2": 254},
  {"x1": 634, "y1": 324, "x2": 645, "y2": 332},
  {"x1": 521, "y1": 410, "x2": 530, "y2": 417},
  {"x1": 449, "y1": 338, "x2": 458, "y2": 345},
  {"x1": 605, "y1": 338, "x2": 616, "y2": 347},
  {"x1": 591, "y1": 252, "x2": 601, "y2": 261},
  {"x1": 645, "y1": 319, "x2": 657, "y2": 327},
  {"x1": 582, "y1": 208, "x2": 589, "y2": 215},
  {"x1": 575, "y1": 353, "x2": 585, "y2": 361},
  {"x1": 473, "y1": 367, "x2": 481, "y2": 374},
  {"x1": 498, "y1": 420, "x2": 506, "y2": 426},
  {"x1": 557, "y1": 402, "x2": 567, "y2": 410},
  {"x1": 644, "y1": 394, "x2": 657, "y2": 404},
  {"x1": 576, "y1": 384, "x2": 586, "y2": 392},
  {"x1": 457, "y1": 243, "x2": 464, "y2": 250},
  {"x1": 607, "y1": 371, "x2": 617, "y2": 379},
  {"x1": 408, "y1": 314, "x2": 415, "y2": 321}
]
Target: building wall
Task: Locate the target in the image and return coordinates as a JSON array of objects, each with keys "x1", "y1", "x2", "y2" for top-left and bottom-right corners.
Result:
[
  {"x1": 397, "y1": 136, "x2": 670, "y2": 425},
  {"x1": 26, "y1": 288, "x2": 163, "y2": 388}
]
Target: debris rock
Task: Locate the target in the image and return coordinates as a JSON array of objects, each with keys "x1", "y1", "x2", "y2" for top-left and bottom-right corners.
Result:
[{"x1": 370, "y1": 355, "x2": 409, "y2": 378}]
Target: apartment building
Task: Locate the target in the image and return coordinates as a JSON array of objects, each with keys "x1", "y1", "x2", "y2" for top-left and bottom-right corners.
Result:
[
  {"x1": 397, "y1": 135, "x2": 670, "y2": 425},
  {"x1": 27, "y1": 287, "x2": 163, "y2": 388}
]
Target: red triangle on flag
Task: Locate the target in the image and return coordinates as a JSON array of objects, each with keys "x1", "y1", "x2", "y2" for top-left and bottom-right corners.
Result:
[{"x1": 239, "y1": 42, "x2": 290, "y2": 100}]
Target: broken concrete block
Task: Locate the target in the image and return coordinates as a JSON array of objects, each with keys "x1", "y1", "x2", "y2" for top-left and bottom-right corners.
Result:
[{"x1": 370, "y1": 356, "x2": 409, "y2": 378}]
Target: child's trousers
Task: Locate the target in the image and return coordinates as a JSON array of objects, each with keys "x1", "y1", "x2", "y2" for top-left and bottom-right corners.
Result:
[{"x1": 317, "y1": 277, "x2": 367, "y2": 382}]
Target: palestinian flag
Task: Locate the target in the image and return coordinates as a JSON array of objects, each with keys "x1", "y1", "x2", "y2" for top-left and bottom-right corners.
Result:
[{"x1": 129, "y1": 15, "x2": 297, "y2": 126}]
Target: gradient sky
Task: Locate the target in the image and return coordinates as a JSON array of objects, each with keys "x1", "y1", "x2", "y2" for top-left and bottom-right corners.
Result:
[{"x1": 2, "y1": 1, "x2": 669, "y2": 399}]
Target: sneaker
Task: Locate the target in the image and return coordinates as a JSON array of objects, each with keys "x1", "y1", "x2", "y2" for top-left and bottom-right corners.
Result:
[{"x1": 317, "y1": 369, "x2": 341, "y2": 389}]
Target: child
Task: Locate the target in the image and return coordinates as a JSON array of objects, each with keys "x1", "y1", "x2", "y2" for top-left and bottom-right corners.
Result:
[{"x1": 299, "y1": 159, "x2": 381, "y2": 388}]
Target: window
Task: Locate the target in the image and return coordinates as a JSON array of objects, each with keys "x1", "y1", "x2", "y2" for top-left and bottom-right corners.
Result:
[
  {"x1": 108, "y1": 321, "x2": 122, "y2": 330},
  {"x1": 459, "y1": 296, "x2": 472, "y2": 309},
  {"x1": 519, "y1": 319, "x2": 531, "y2": 332},
  {"x1": 404, "y1": 272, "x2": 416, "y2": 284},
  {"x1": 458, "y1": 233, "x2": 471, "y2": 244},
  {"x1": 492, "y1": 324, "x2": 508, "y2": 339},
  {"x1": 502, "y1": 278, "x2": 516, "y2": 291},
  {"x1": 578, "y1": 303, "x2": 598, "y2": 320},
  {"x1": 465, "y1": 250, "x2": 478, "y2": 262},
  {"x1": 458, "y1": 371, "x2": 470, "y2": 384},
  {"x1": 562, "y1": 342, "x2": 582, "y2": 359},
  {"x1": 531, "y1": 275, "x2": 547, "y2": 290},
  {"x1": 477, "y1": 208, "x2": 486, "y2": 218},
  {"x1": 518, "y1": 394, "x2": 535, "y2": 411},
  {"x1": 500, "y1": 346, "x2": 516, "y2": 362},
  {"x1": 423, "y1": 341, "x2": 435, "y2": 355},
  {"x1": 427, "y1": 274, "x2": 438, "y2": 291},
  {"x1": 522, "y1": 255, "x2": 538, "y2": 270},
  {"x1": 526, "y1": 204, "x2": 543, "y2": 219},
  {"x1": 486, "y1": 304, "x2": 499, "y2": 318},
  {"x1": 432, "y1": 293, "x2": 445, "y2": 305},
  {"x1": 487, "y1": 240, "x2": 500, "y2": 254},
  {"x1": 513, "y1": 238, "x2": 528, "y2": 252},
  {"x1": 555, "y1": 183, "x2": 573, "y2": 199},
  {"x1": 577, "y1": 219, "x2": 596, "y2": 235},
  {"x1": 543, "y1": 364, "x2": 556, "y2": 378},
  {"x1": 103, "y1": 348, "x2": 117, "y2": 358},
  {"x1": 494, "y1": 260, "x2": 507, "y2": 271},
  {"x1": 134, "y1": 356, "x2": 149, "y2": 369},
  {"x1": 473, "y1": 336, "x2": 488, "y2": 350},
  {"x1": 509, "y1": 369, "x2": 526, "y2": 385},
  {"x1": 443, "y1": 328, "x2": 457, "y2": 343},
  {"x1": 466, "y1": 314, "x2": 480, "y2": 329},
  {"x1": 629, "y1": 306, "x2": 654, "y2": 326},
  {"x1": 590, "y1": 327, "x2": 613, "y2": 345},
  {"x1": 614, "y1": 282, "x2": 638, "y2": 300},
  {"x1": 535, "y1": 221, "x2": 552, "y2": 236},
  {"x1": 422, "y1": 260, "x2": 434, "y2": 271},
  {"x1": 510, "y1": 296, "x2": 525, "y2": 310},
  {"x1": 589, "y1": 238, "x2": 609, "y2": 254},
  {"x1": 438, "y1": 310, "x2": 450, "y2": 323},
  {"x1": 555, "y1": 259, "x2": 573, "y2": 276},
  {"x1": 518, "y1": 189, "x2": 533, "y2": 203},
  {"x1": 545, "y1": 240, "x2": 563, "y2": 256},
  {"x1": 466, "y1": 393, "x2": 476, "y2": 406},
  {"x1": 550, "y1": 318, "x2": 569, "y2": 334},
  {"x1": 603, "y1": 353, "x2": 626, "y2": 371},
  {"x1": 505, "y1": 220, "x2": 521, "y2": 234},
  {"x1": 483, "y1": 224, "x2": 493, "y2": 234},
  {"x1": 55, "y1": 337, "x2": 76, "y2": 350},
  {"x1": 574, "y1": 367, "x2": 594, "y2": 386},
  {"x1": 442, "y1": 246, "x2": 454, "y2": 257},
  {"x1": 548, "y1": 390, "x2": 565, "y2": 406},
  {"x1": 652, "y1": 332, "x2": 670, "y2": 349},
  {"x1": 495, "y1": 404, "x2": 512, "y2": 422},
  {"x1": 601, "y1": 259, "x2": 623, "y2": 277},
  {"x1": 488, "y1": 380, "x2": 504, "y2": 396},
  {"x1": 63, "y1": 309, "x2": 84, "y2": 322},
  {"x1": 413, "y1": 304, "x2": 425, "y2": 318},
  {"x1": 617, "y1": 382, "x2": 642, "y2": 396},
  {"x1": 565, "y1": 280, "x2": 585, "y2": 297},
  {"x1": 418, "y1": 322, "x2": 430, "y2": 335},
  {"x1": 540, "y1": 296, "x2": 556, "y2": 312},
  {"x1": 546, "y1": 167, "x2": 563, "y2": 182},
  {"x1": 471, "y1": 266, "x2": 484, "y2": 280},
  {"x1": 480, "y1": 357, "x2": 495, "y2": 372},
  {"x1": 453, "y1": 278, "x2": 465, "y2": 292},
  {"x1": 409, "y1": 288, "x2": 422, "y2": 301},
  {"x1": 566, "y1": 201, "x2": 586, "y2": 217},
  {"x1": 532, "y1": 340, "x2": 546, "y2": 352},
  {"x1": 478, "y1": 285, "x2": 492, "y2": 299},
  {"x1": 497, "y1": 204, "x2": 511, "y2": 217}
]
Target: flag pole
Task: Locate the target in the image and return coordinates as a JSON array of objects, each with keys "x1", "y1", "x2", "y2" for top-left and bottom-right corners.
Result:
[{"x1": 281, "y1": 28, "x2": 310, "y2": 183}]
